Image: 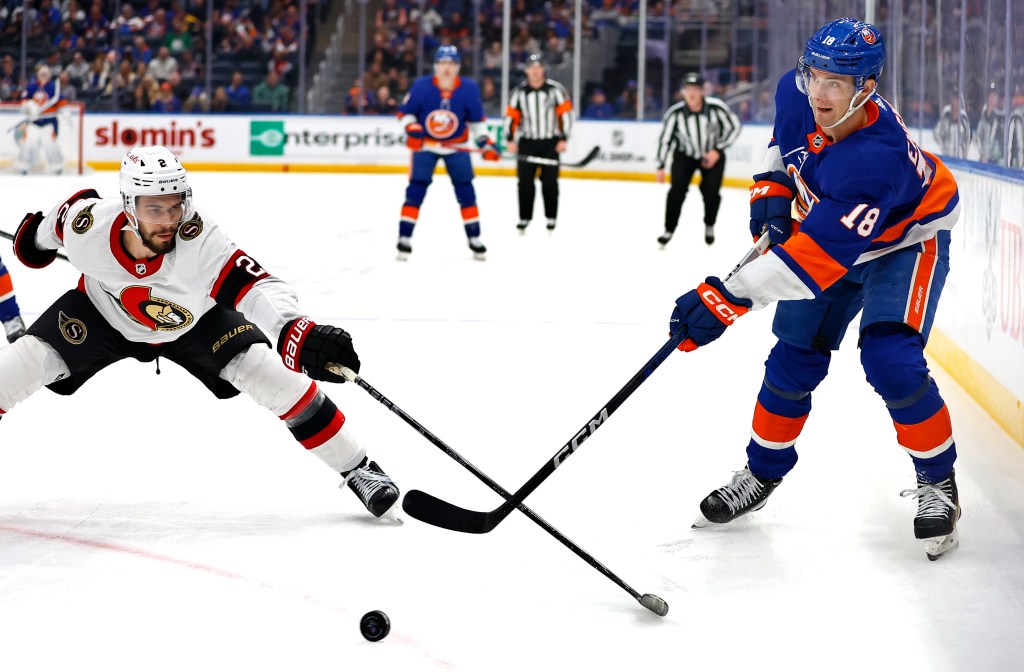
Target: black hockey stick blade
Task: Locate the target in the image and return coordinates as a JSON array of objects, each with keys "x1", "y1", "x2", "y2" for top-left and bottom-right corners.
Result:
[
  {"x1": 516, "y1": 145, "x2": 600, "y2": 169},
  {"x1": 402, "y1": 489, "x2": 495, "y2": 533},
  {"x1": 564, "y1": 145, "x2": 600, "y2": 168},
  {"x1": 401, "y1": 234, "x2": 770, "y2": 535}
]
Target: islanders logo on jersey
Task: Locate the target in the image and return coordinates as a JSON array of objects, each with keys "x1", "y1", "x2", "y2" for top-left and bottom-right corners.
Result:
[
  {"x1": 118, "y1": 286, "x2": 194, "y2": 331},
  {"x1": 425, "y1": 109, "x2": 460, "y2": 140}
]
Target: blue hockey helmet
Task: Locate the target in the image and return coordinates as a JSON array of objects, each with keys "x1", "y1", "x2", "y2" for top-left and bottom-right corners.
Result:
[
  {"x1": 799, "y1": 17, "x2": 885, "y2": 89},
  {"x1": 434, "y1": 45, "x2": 460, "y2": 64}
]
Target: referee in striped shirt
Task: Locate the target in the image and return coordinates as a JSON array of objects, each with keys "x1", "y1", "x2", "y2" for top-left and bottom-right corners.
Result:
[
  {"x1": 504, "y1": 53, "x2": 575, "y2": 232},
  {"x1": 655, "y1": 72, "x2": 741, "y2": 246}
]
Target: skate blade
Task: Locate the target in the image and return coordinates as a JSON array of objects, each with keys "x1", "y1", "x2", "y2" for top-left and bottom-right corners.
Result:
[
  {"x1": 396, "y1": 251, "x2": 410, "y2": 262},
  {"x1": 378, "y1": 501, "x2": 405, "y2": 526},
  {"x1": 691, "y1": 512, "x2": 719, "y2": 529},
  {"x1": 924, "y1": 529, "x2": 959, "y2": 560},
  {"x1": 472, "y1": 252, "x2": 486, "y2": 261}
]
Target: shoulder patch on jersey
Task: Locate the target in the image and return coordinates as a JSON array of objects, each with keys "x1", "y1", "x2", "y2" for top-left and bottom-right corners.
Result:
[
  {"x1": 55, "y1": 188, "x2": 100, "y2": 241},
  {"x1": 178, "y1": 213, "x2": 204, "y2": 241},
  {"x1": 70, "y1": 204, "x2": 96, "y2": 235}
]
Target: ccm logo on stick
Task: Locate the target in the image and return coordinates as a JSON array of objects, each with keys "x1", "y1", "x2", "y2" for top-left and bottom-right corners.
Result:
[{"x1": 553, "y1": 408, "x2": 609, "y2": 468}]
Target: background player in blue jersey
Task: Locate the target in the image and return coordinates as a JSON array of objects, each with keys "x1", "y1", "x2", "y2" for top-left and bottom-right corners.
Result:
[
  {"x1": 667, "y1": 18, "x2": 963, "y2": 560},
  {"x1": 15, "y1": 65, "x2": 65, "y2": 175},
  {"x1": 396, "y1": 45, "x2": 499, "y2": 260},
  {"x1": 0, "y1": 257, "x2": 26, "y2": 343}
]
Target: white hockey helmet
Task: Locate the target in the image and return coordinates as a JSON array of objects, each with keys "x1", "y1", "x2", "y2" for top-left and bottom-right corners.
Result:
[{"x1": 120, "y1": 145, "x2": 193, "y2": 230}]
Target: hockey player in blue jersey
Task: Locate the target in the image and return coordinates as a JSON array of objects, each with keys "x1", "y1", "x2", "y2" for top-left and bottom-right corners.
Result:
[
  {"x1": 667, "y1": 18, "x2": 962, "y2": 560},
  {"x1": 396, "y1": 45, "x2": 499, "y2": 260},
  {"x1": 15, "y1": 65, "x2": 65, "y2": 175},
  {"x1": 0, "y1": 258, "x2": 25, "y2": 342}
]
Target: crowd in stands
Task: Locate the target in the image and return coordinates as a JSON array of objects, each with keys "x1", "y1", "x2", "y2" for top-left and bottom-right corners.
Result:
[
  {"x1": 353, "y1": 0, "x2": 752, "y2": 120},
  {"x1": 0, "y1": 0, "x2": 325, "y2": 113}
]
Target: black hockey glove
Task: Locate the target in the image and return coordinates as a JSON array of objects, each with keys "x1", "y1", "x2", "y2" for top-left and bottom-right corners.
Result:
[
  {"x1": 278, "y1": 317, "x2": 360, "y2": 384},
  {"x1": 14, "y1": 211, "x2": 57, "y2": 268}
]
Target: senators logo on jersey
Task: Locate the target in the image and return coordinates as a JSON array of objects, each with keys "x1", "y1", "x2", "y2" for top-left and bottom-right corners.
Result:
[
  {"x1": 179, "y1": 213, "x2": 203, "y2": 241},
  {"x1": 58, "y1": 311, "x2": 87, "y2": 344},
  {"x1": 71, "y1": 204, "x2": 95, "y2": 235},
  {"x1": 425, "y1": 109, "x2": 459, "y2": 139},
  {"x1": 118, "y1": 286, "x2": 194, "y2": 331}
]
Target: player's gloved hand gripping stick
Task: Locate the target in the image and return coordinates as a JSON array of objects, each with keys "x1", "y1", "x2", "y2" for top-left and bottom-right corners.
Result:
[{"x1": 398, "y1": 234, "x2": 770, "y2": 536}]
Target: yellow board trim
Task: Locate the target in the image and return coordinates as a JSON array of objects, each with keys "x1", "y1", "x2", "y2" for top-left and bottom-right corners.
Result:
[
  {"x1": 926, "y1": 328, "x2": 1024, "y2": 448},
  {"x1": 87, "y1": 161, "x2": 750, "y2": 188}
]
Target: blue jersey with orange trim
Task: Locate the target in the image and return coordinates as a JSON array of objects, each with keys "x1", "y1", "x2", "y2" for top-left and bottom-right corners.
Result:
[
  {"x1": 23, "y1": 78, "x2": 65, "y2": 119},
  {"x1": 399, "y1": 75, "x2": 486, "y2": 147},
  {"x1": 726, "y1": 69, "x2": 960, "y2": 309}
]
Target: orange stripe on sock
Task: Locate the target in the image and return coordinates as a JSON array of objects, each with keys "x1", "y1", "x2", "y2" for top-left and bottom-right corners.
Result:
[
  {"x1": 401, "y1": 205, "x2": 420, "y2": 220},
  {"x1": 752, "y1": 401, "x2": 809, "y2": 443},
  {"x1": 894, "y1": 405, "x2": 953, "y2": 453},
  {"x1": 300, "y1": 409, "x2": 346, "y2": 450},
  {"x1": 461, "y1": 205, "x2": 479, "y2": 221},
  {"x1": 0, "y1": 274, "x2": 14, "y2": 296}
]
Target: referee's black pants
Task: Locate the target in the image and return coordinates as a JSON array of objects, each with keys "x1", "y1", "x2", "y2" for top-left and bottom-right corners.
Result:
[
  {"x1": 516, "y1": 138, "x2": 560, "y2": 221},
  {"x1": 664, "y1": 150, "x2": 726, "y2": 233}
]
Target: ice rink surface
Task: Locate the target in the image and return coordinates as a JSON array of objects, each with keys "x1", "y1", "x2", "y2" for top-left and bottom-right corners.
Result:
[{"x1": 0, "y1": 171, "x2": 1021, "y2": 671}]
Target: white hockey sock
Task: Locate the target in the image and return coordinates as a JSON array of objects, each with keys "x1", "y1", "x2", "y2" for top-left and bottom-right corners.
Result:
[
  {"x1": 221, "y1": 345, "x2": 364, "y2": 472},
  {"x1": 0, "y1": 335, "x2": 70, "y2": 412}
]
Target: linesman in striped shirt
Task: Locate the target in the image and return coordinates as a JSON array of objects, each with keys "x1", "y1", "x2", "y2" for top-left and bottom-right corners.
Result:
[
  {"x1": 504, "y1": 53, "x2": 575, "y2": 232},
  {"x1": 655, "y1": 72, "x2": 741, "y2": 246}
]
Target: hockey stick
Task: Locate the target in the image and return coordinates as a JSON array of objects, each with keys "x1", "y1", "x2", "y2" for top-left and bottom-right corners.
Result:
[
  {"x1": 0, "y1": 229, "x2": 69, "y2": 262},
  {"x1": 513, "y1": 145, "x2": 601, "y2": 168},
  {"x1": 402, "y1": 234, "x2": 771, "y2": 535},
  {"x1": 437, "y1": 143, "x2": 601, "y2": 168},
  {"x1": 325, "y1": 364, "x2": 668, "y2": 616}
]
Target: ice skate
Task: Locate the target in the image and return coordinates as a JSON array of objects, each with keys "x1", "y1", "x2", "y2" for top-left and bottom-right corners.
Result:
[
  {"x1": 546, "y1": 218, "x2": 557, "y2": 232},
  {"x1": 3, "y1": 316, "x2": 26, "y2": 343},
  {"x1": 705, "y1": 225, "x2": 715, "y2": 245},
  {"x1": 657, "y1": 231, "x2": 673, "y2": 247},
  {"x1": 396, "y1": 236, "x2": 412, "y2": 261},
  {"x1": 516, "y1": 220, "x2": 529, "y2": 234},
  {"x1": 901, "y1": 470, "x2": 960, "y2": 560},
  {"x1": 468, "y1": 237, "x2": 487, "y2": 260},
  {"x1": 342, "y1": 457, "x2": 401, "y2": 520},
  {"x1": 692, "y1": 464, "x2": 782, "y2": 528}
]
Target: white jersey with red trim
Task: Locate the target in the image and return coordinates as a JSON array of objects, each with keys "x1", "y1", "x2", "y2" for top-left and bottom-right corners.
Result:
[{"x1": 33, "y1": 191, "x2": 302, "y2": 344}]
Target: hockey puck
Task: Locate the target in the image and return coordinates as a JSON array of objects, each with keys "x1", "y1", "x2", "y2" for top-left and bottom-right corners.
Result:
[{"x1": 360, "y1": 610, "x2": 390, "y2": 642}]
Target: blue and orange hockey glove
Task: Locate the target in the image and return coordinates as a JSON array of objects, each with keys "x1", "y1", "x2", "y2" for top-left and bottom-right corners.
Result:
[
  {"x1": 669, "y1": 276, "x2": 752, "y2": 352},
  {"x1": 405, "y1": 123, "x2": 426, "y2": 151},
  {"x1": 749, "y1": 170, "x2": 797, "y2": 245},
  {"x1": 475, "y1": 135, "x2": 500, "y2": 162}
]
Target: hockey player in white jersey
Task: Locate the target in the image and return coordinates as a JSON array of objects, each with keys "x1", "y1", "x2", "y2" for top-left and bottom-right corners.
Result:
[{"x1": 5, "y1": 145, "x2": 400, "y2": 518}]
